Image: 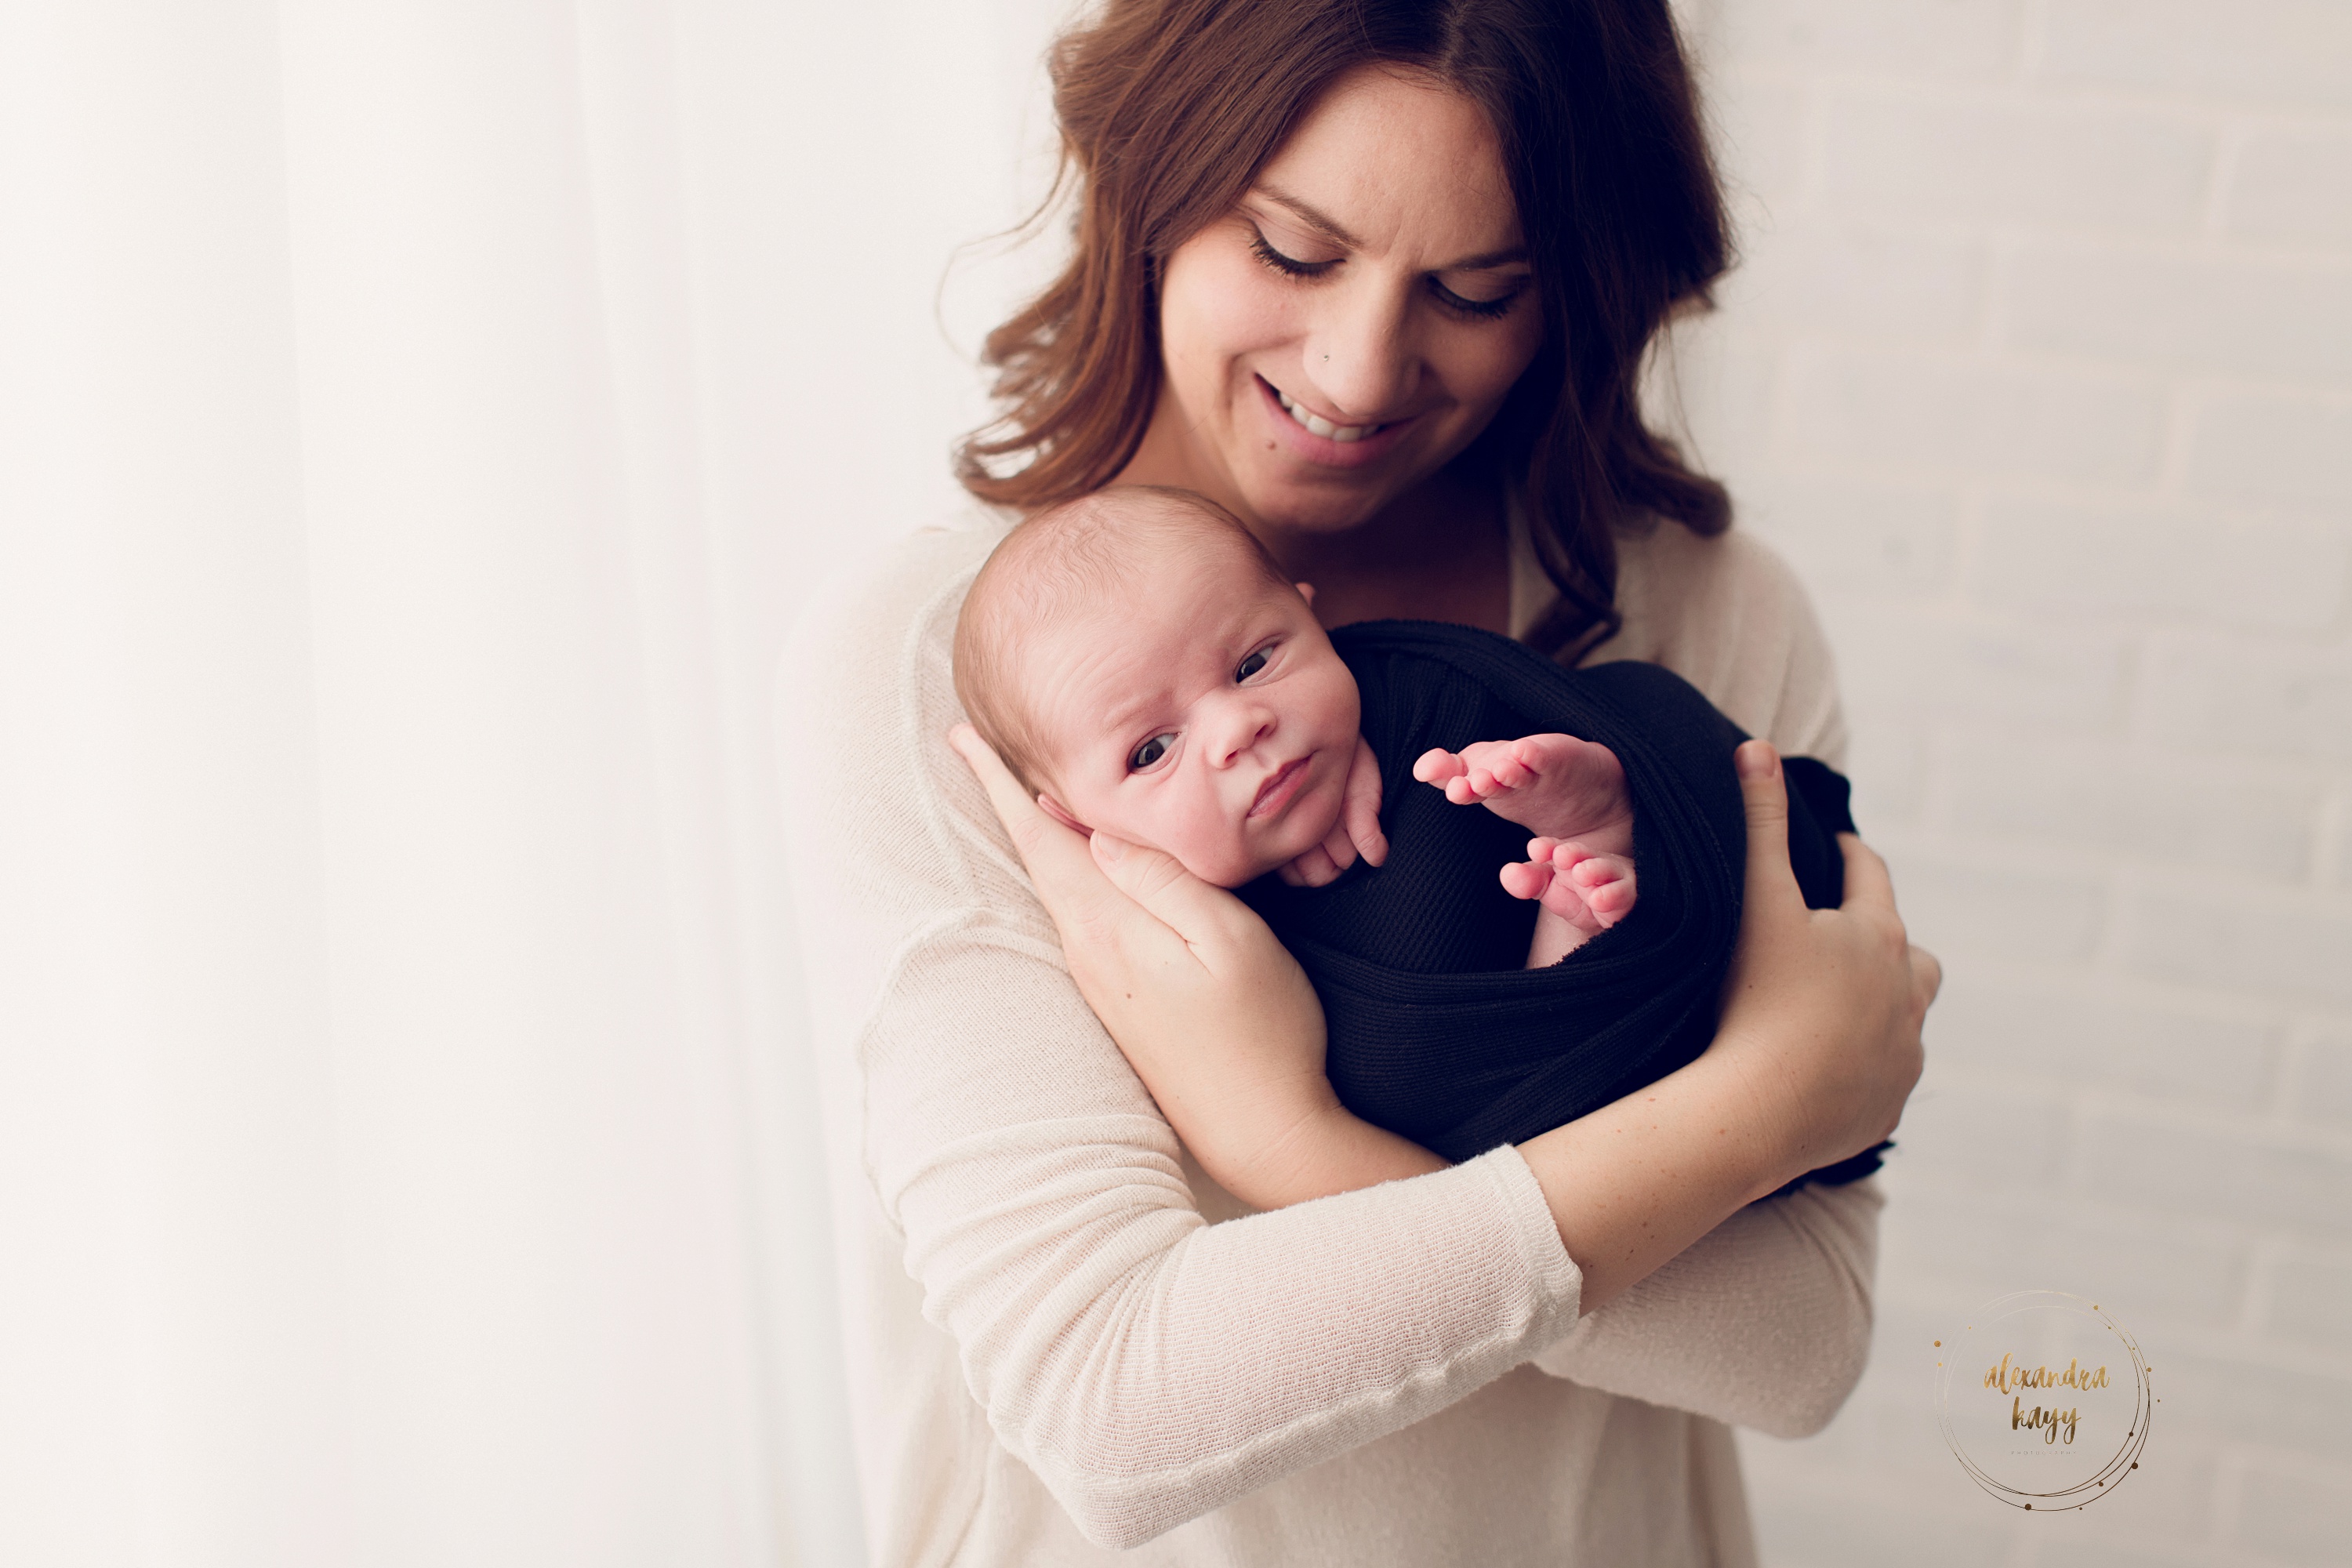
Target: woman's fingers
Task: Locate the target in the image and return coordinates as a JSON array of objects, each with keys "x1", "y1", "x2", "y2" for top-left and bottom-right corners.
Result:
[
  {"x1": 1733, "y1": 739, "x2": 1800, "y2": 913},
  {"x1": 1911, "y1": 943, "x2": 1944, "y2": 1007},
  {"x1": 1833, "y1": 829, "x2": 1900, "y2": 916},
  {"x1": 948, "y1": 724, "x2": 1130, "y2": 934},
  {"x1": 1089, "y1": 833, "x2": 1259, "y2": 964}
]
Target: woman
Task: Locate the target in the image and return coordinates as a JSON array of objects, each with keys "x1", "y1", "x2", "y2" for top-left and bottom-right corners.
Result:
[{"x1": 780, "y1": 1, "x2": 1935, "y2": 1562}]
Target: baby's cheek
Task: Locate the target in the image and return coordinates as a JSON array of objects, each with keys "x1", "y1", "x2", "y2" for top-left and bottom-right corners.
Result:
[{"x1": 1173, "y1": 822, "x2": 1266, "y2": 888}]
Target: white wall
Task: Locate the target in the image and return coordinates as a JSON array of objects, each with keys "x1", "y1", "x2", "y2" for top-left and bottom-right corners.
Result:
[{"x1": 1665, "y1": 2, "x2": 2352, "y2": 1563}]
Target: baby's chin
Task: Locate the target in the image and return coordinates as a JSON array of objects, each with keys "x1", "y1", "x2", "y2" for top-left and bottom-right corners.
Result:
[{"x1": 1174, "y1": 805, "x2": 1348, "y2": 888}]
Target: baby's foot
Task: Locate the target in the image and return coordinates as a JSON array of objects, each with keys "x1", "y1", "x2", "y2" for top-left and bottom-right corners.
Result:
[
  {"x1": 1501, "y1": 837, "x2": 1639, "y2": 936},
  {"x1": 1412, "y1": 733, "x2": 1635, "y2": 856}
]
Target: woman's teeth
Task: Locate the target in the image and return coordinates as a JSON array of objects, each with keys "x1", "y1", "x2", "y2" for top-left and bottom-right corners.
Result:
[{"x1": 1276, "y1": 388, "x2": 1381, "y2": 444}]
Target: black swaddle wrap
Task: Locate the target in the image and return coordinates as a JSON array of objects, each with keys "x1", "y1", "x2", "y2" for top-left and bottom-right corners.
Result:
[{"x1": 1240, "y1": 620, "x2": 1886, "y2": 1190}]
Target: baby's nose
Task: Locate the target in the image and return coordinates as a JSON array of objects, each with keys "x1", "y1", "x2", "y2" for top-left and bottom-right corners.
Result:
[{"x1": 1208, "y1": 699, "x2": 1277, "y2": 766}]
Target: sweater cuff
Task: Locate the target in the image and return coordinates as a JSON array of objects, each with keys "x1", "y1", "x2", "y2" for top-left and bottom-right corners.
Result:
[{"x1": 1472, "y1": 1143, "x2": 1582, "y2": 1331}]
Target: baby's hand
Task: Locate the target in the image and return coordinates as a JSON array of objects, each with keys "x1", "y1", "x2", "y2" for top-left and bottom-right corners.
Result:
[
  {"x1": 1277, "y1": 736, "x2": 1388, "y2": 888},
  {"x1": 1501, "y1": 837, "x2": 1639, "y2": 935},
  {"x1": 1412, "y1": 732, "x2": 1635, "y2": 853}
]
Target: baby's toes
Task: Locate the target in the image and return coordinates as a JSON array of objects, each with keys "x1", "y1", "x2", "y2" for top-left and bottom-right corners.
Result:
[
  {"x1": 1498, "y1": 858, "x2": 1554, "y2": 902},
  {"x1": 1413, "y1": 747, "x2": 1463, "y2": 785},
  {"x1": 1578, "y1": 861, "x2": 1638, "y2": 923},
  {"x1": 1484, "y1": 754, "x2": 1531, "y2": 789}
]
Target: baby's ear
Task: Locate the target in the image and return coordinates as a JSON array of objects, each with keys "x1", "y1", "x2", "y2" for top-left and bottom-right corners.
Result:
[
  {"x1": 1036, "y1": 793, "x2": 1089, "y2": 835},
  {"x1": 1294, "y1": 581, "x2": 1316, "y2": 606}
]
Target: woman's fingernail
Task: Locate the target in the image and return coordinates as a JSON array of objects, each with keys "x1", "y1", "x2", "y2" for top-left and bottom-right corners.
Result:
[
  {"x1": 1737, "y1": 742, "x2": 1779, "y2": 780},
  {"x1": 1094, "y1": 833, "x2": 1126, "y2": 861}
]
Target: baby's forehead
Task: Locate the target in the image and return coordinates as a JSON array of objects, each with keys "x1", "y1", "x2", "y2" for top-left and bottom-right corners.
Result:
[
  {"x1": 1012, "y1": 517, "x2": 1269, "y2": 633},
  {"x1": 1019, "y1": 550, "x2": 1281, "y2": 730}
]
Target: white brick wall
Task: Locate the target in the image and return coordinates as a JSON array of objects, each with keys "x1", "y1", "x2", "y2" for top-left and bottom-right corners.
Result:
[{"x1": 1669, "y1": 2, "x2": 2352, "y2": 1561}]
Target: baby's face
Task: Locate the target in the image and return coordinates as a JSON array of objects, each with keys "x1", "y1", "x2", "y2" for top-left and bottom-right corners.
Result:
[{"x1": 1027, "y1": 549, "x2": 1360, "y2": 887}]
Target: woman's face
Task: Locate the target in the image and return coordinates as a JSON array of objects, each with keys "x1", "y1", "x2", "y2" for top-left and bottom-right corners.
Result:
[{"x1": 1137, "y1": 65, "x2": 1546, "y2": 540}]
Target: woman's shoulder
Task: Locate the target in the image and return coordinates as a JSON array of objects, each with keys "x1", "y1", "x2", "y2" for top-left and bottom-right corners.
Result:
[
  {"x1": 778, "y1": 508, "x2": 1054, "y2": 962},
  {"x1": 1587, "y1": 520, "x2": 1849, "y2": 767},
  {"x1": 782, "y1": 511, "x2": 1012, "y2": 748},
  {"x1": 789, "y1": 514, "x2": 1011, "y2": 669},
  {"x1": 1606, "y1": 519, "x2": 1813, "y2": 652}
]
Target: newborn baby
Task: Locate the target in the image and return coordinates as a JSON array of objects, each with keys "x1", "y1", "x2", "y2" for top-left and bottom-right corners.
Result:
[
  {"x1": 957, "y1": 484, "x2": 1876, "y2": 1181},
  {"x1": 954, "y1": 484, "x2": 1639, "y2": 969}
]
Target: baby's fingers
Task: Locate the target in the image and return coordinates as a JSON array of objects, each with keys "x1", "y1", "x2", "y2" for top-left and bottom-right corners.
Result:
[
  {"x1": 1342, "y1": 737, "x2": 1388, "y2": 867},
  {"x1": 1278, "y1": 844, "x2": 1342, "y2": 887}
]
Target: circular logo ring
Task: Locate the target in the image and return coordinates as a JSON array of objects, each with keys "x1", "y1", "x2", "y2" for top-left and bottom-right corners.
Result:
[{"x1": 1935, "y1": 1290, "x2": 2154, "y2": 1511}]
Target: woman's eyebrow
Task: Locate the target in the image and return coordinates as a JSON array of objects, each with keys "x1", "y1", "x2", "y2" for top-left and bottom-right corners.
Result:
[
  {"x1": 1251, "y1": 184, "x2": 1526, "y2": 272},
  {"x1": 1443, "y1": 245, "x2": 1530, "y2": 272},
  {"x1": 1254, "y1": 184, "x2": 1361, "y2": 249}
]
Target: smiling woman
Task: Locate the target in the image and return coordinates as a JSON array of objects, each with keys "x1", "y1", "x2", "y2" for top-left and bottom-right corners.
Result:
[
  {"x1": 964, "y1": 0, "x2": 1733, "y2": 656},
  {"x1": 780, "y1": 0, "x2": 1936, "y2": 1561},
  {"x1": 1134, "y1": 71, "x2": 1545, "y2": 606}
]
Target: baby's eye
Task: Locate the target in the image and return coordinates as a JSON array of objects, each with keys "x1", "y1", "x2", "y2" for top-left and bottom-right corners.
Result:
[
  {"x1": 1129, "y1": 732, "x2": 1177, "y2": 771},
  {"x1": 1236, "y1": 648, "x2": 1270, "y2": 681}
]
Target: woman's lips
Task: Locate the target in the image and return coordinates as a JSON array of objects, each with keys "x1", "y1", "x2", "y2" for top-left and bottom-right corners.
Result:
[
  {"x1": 1247, "y1": 755, "x2": 1312, "y2": 818},
  {"x1": 1256, "y1": 376, "x2": 1414, "y2": 468}
]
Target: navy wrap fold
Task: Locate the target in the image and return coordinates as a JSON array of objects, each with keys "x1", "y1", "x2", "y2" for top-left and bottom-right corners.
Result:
[{"x1": 1240, "y1": 620, "x2": 1886, "y2": 1190}]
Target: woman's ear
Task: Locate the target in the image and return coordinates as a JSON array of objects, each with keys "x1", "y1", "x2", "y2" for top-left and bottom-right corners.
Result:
[
  {"x1": 1036, "y1": 793, "x2": 1090, "y2": 835},
  {"x1": 1294, "y1": 581, "x2": 1316, "y2": 606}
]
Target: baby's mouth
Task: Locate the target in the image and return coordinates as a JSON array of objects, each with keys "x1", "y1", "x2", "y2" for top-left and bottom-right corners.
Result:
[
  {"x1": 1248, "y1": 756, "x2": 1311, "y2": 818},
  {"x1": 1273, "y1": 385, "x2": 1388, "y2": 445}
]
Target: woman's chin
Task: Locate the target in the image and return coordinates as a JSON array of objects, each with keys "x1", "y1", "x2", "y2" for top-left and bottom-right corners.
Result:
[{"x1": 1239, "y1": 474, "x2": 1406, "y2": 539}]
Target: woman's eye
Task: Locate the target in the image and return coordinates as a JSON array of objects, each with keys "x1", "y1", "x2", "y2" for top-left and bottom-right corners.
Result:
[
  {"x1": 1235, "y1": 648, "x2": 1270, "y2": 681},
  {"x1": 1432, "y1": 278, "x2": 1523, "y2": 321},
  {"x1": 1129, "y1": 733, "x2": 1176, "y2": 771},
  {"x1": 1248, "y1": 227, "x2": 1338, "y2": 279}
]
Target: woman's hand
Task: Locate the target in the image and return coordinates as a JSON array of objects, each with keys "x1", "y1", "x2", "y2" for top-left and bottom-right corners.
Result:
[
  {"x1": 1516, "y1": 739, "x2": 1933, "y2": 1312},
  {"x1": 1713, "y1": 739, "x2": 1936, "y2": 1192},
  {"x1": 949, "y1": 724, "x2": 1419, "y2": 1202}
]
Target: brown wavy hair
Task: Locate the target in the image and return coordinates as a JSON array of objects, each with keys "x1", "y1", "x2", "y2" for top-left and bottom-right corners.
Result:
[{"x1": 956, "y1": 0, "x2": 1733, "y2": 659}]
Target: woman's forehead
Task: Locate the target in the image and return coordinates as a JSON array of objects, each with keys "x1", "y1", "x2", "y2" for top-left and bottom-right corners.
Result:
[{"x1": 1253, "y1": 65, "x2": 1521, "y2": 259}]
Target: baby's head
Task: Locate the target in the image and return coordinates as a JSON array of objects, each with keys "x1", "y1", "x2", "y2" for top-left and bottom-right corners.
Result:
[{"x1": 956, "y1": 486, "x2": 1361, "y2": 887}]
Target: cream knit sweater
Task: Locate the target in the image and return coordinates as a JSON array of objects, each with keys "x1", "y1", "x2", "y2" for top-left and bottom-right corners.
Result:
[{"x1": 779, "y1": 508, "x2": 1882, "y2": 1566}]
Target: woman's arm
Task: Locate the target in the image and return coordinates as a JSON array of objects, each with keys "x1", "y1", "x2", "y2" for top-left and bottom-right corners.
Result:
[
  {"x1": 1529, "y1": 1177, "x2": 1880, "y2": 1437},
  {"x1": 1517, "y1": 742, "x2": 1928, "y2": 1308},
  {"x1": 1001, "y1": 725, "x2": 1904, "y2": 1433},
  {"x1": 1003, "y1": 728, "x2": 1926, "y2": 1313}
]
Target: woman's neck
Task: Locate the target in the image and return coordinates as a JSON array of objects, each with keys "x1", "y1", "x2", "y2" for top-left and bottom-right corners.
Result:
[
  {"x1": 1116, "y1": 434, "x2": 1514, "y2": 635},
  {"x1": 1257, "y1": 469, "x2": 1511, "y2": 634}
]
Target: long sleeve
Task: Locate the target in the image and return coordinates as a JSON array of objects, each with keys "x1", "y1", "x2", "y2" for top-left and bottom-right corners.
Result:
[
  {"x1": 1528, "y1": 1179, "x2": 1881, "y2": 1436},
  {"x1": 781, "y1": 524, "x2": 1581, "y2": 1550}
]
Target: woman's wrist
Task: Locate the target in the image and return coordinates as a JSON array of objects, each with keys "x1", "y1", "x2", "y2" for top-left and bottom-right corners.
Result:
[
  {"x1": 1515, "y1": 1046, "x2": 1787, "y2": 1313},
  {"x1": 1207, "y1": 1091, "x2": 1447, "y2": 1210}
]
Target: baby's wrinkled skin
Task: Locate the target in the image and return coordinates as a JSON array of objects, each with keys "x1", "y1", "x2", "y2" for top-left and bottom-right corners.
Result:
[
  {"x1": 1010, "y1": 517, "x2": 1640, "y2": 962},
  {"x1": 1020, "y1": 541, "x2": 1382, "y2": 890}
]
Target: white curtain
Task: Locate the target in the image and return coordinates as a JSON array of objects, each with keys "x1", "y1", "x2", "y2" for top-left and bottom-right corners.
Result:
[{"x1": 0, "y1": 2, "x2": 1067, "y2": 1563}]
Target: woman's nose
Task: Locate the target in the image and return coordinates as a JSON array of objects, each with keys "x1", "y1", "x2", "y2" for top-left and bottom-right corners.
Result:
[{"x1": 1301, "y1": 280, "x2": 1416, "y2": 419}]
